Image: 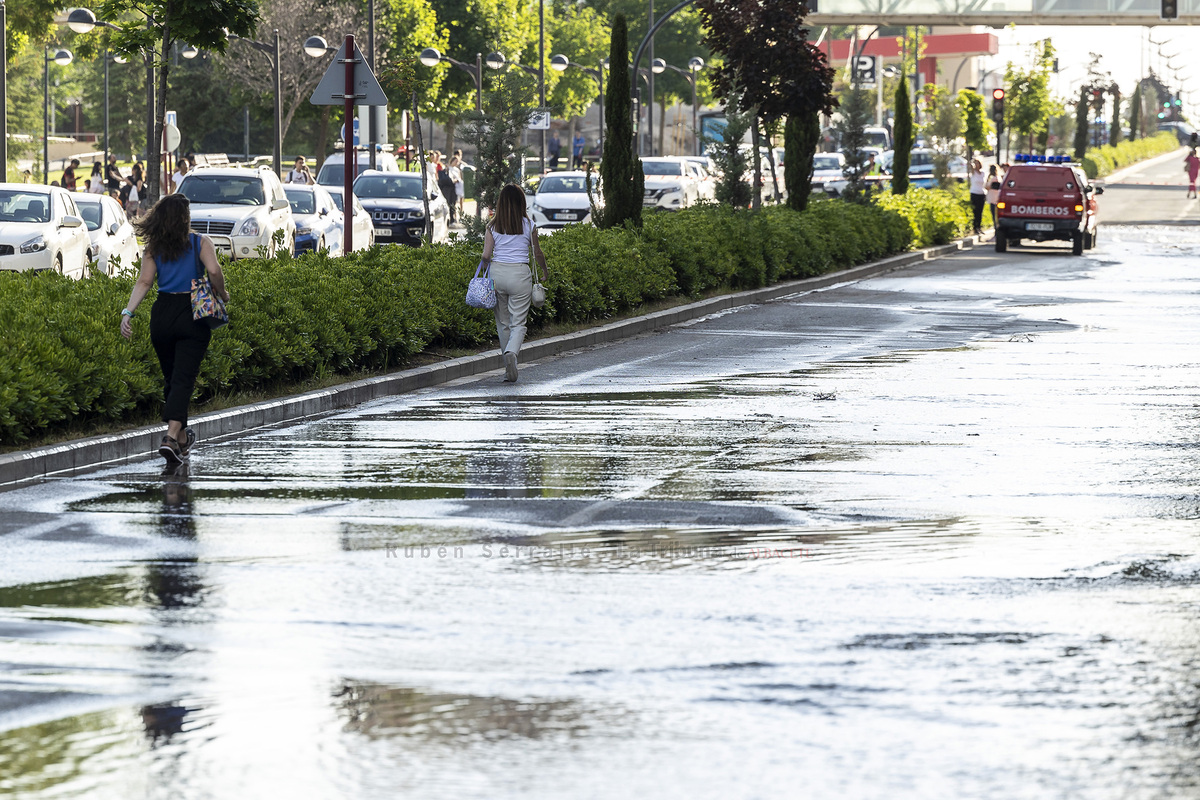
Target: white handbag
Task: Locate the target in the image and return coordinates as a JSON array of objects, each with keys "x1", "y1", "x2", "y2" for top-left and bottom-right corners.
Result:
[{"x1": 531, "y1": 280, "x2": 545, "y2": 308}]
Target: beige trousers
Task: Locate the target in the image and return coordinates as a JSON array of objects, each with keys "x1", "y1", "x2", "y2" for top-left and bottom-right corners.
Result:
[{"x1": 490, "y1": 260, "x2": 532, "y2": 355}]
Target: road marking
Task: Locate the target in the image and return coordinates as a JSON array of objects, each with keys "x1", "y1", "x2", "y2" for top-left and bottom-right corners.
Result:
[{"x1": 1174, "y1": 197, "x2": 1198, "y2": 222}]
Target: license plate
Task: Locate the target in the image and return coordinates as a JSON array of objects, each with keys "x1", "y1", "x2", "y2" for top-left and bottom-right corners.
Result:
[
  {"x1": 373, "y1": 227, "x2": 391, "y2": 236},
  {"x1": 553, "y1": 213, "x2": 578, "y2": 221},
  {"x1": 1025, "y1": 222, "x2": 1054, "y2": 231}
]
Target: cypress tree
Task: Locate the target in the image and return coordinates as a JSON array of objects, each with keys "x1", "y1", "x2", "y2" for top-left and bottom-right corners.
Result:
[
  {"x1": 892, "y1": 79, "x2": 913, "y2": 195},
  {"x1": 599, "y1": 14, "x2": 643, "y2": 229},
  {"x1": 1073, "y1": 86, "x2": 1090, "y2": 161},
  {"x1": 1129, "y1": 85, "x2": 1142, "y2": 140},
  {"x1": 1110, "y1": 91, "x2": 1123, "y2": 145},
  {"x1": 785, "y1": 109, "x2": 819, "y2": 212}
]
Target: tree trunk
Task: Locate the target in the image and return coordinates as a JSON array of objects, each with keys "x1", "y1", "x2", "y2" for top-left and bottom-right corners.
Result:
[
  {"x1": 444, "y1": 115, "x2": 457, "y2": 154},
  {"x1": 146, "y1": 4, "x2": 172, "y2": 206},
  {"x1": 567, "y1": 116, "x2": 577, "y2": 168},
  {"x1": 413, "y1": 93, "x2": 432, "y2": 233},
  {"x1": 750, "y1": 116, "x2": 761, "y2": 210},
  {"x1": 315, "y1": 107, "x2": 330, "y2": 170}
]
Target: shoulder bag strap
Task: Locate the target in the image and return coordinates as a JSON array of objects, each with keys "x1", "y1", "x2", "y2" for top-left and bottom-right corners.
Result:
[{"x1": 193, "y1": 233, "x2": 204, "y2": 280}]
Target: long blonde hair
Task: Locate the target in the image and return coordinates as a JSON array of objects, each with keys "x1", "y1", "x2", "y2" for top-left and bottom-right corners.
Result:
[{"x1": 490, "y1": 184, "x2": 528, "y2": 236}]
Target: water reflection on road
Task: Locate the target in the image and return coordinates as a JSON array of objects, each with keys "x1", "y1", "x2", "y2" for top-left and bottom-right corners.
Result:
[{"x1": 0, "y1": 228, "x2": 1198, "y2": 798}]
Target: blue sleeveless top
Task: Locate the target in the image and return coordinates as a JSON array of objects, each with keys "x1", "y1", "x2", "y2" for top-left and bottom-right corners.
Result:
[{"x1": 156, "y1": 233, "x2": 201, "y2": 293}]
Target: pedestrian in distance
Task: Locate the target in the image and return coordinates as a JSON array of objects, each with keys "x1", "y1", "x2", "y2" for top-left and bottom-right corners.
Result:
[
  {"x1": 286, "y1": 156, "x2": 314, "y2": 185},
  {"x1": 986, "y1": 164, "x2": 1001, "y2": 230},
  {"x1": 549, "y1": 132, "x2": 561, "y2": 170},
  {"x1": 170, "y1": 159, "x2": 189, "y2": 194},
  {"x1": 105, "y1": 154, "x2": 123, "y2": 192},
  {"x1": 968, "y1": 158, "x2": 987, "y2": 236},
  {"x1": 88, "y1": 162, "x2": 105, "y2": 193},
  {"x1": 447, "y1": 154, "x2": 465, "y2": 224},
  {"x1": 572, "y1": 132, "x2": 586, "y2": 169},
  {"x1": 21, "y1": 169, "x2": 32, "y2": 183},
  {"x1": 435, "y1": 152, "x2": 457, "y2": 223},
  {"x1": 120, "y1": 194, "x2": 230, "y2": 467},
  {"x1": 479, "y1": 184, "x2": 548, "y2": 383},
  {"x1": 127, "y1": 163, "x2": 144, "y2": 217},
  {"x1": 452, "y1": 150, "x2": 466, "y2": 221},
  {"x1": 1185, "y1": 148, "x2": 1200, "y2": 199},
  {"x1": 61, "y1": 159, "x2": 80, "y2": 191}
]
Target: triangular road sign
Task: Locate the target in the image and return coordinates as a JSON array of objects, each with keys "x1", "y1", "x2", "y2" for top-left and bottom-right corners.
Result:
[{"x1": 310, "y1": 38, "x2": 388, "y2": 106}]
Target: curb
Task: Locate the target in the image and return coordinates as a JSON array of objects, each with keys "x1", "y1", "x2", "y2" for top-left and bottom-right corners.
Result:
[{"x1": 0, "y1": 237, "x2": 977, "y2": 487}]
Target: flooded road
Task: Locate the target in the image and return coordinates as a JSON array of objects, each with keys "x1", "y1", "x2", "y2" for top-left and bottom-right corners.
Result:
[{"x1": 2, "y1": 227, "x2": 1198, "y2": 798}]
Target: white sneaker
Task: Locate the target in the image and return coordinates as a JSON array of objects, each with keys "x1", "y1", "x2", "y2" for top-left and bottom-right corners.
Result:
[{"x1": 503, "y1": 352, "x2": 518, "y2": 382}]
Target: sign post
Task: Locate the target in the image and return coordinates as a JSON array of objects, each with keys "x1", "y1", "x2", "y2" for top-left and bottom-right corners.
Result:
[{"x1": 310, "y1": 35, "x2": 388, "y2": 253}]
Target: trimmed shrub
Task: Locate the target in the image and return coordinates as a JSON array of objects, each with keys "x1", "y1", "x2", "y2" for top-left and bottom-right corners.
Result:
[
  {"x1": 874, "y1": 187, "x2": 971, "y2": 248},
  {"x1": 1081, "y1": 132, "x2": 1177, "y2": 179},
  {"x1": 0, "y1": 195, "x2": 970, "y2": 445}
]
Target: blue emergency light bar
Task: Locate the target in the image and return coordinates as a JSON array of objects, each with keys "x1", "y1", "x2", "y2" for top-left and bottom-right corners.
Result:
[{"x1": 1013, "y1": 154, "x2": 1072, "y2": 164}]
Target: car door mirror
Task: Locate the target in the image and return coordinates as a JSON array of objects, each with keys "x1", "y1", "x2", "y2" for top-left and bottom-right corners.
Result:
[
  {"x1": 319, "y1": 208, "x2": 328, "y2": 216},
  {"x1": 271, "y1": 198, "x2": 289, "y2": 211},
  {"x1": 1093, "y1": 185, "x2": 1104, "y2": 195},
  {"x1": 107, "y1": 221, "x2": 121, "y2": 236},
  {"x1": 60, "y1": 215, "x2": 84, "y2": 228}
]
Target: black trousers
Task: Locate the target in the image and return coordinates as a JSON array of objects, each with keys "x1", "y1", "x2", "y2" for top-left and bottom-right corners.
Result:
[
  {"x1": 150, "y1": 293, "x2": 211, "y2": 427},
  {"x1": 970, "y1": 193, "x2": 986, "y2": 230}
]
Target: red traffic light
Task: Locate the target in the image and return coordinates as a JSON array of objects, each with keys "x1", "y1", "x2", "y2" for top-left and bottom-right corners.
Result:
[{"x1": 992, "y1": 88, "x2": 1006, "y2": 100}]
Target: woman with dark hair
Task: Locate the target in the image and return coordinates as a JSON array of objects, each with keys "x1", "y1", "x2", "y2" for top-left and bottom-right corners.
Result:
[
  {"x1": 119, "y1": 194, "x2": 229, "y2": 465},
  {"x1": 88, "y1": 162, "x2": 104, "y2": 193},
  {"x1": 478, "y1": 184, "x2": 547, "y2": 382}
]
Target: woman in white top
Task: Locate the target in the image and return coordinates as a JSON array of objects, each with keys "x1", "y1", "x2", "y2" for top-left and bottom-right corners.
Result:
[
  {"x1": 448, "y1": 154, "x2": 465, "y2": 222},
  {"x1": 479, "y1": 184, "x2": 548, "y2": 382},
  {"x1": 967, "y1": 158, "x2": 987, "y2": 235},
  {"x1": 984, "y1": 164, "x2": 1001, "y2": 230}
]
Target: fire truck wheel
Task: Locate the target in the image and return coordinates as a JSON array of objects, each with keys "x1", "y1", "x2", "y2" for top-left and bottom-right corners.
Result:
[
  {"x1": 995, "y1": 235, "x2": 1008, "y2": 253},
  {"x1": 1072, "y1": 231, "x2": 1084, "y2": 256}
]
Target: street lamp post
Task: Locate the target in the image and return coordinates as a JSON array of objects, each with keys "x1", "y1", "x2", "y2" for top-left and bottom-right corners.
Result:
[
  {"x1": 43, "y1": 47, "x2": 73, "y2": 184},
  {"x1": 1, "y1": 0, "x2": 7, "y2": 179},
  {"x1": 419, "y1": 48, "x2": 505, "y2": 113},
  {"x1": 549, "y1": 54, "x2": 606, "y2": 154},
  {"x1": 103, "y1": 51, "x2": 128, "y2": 180}
]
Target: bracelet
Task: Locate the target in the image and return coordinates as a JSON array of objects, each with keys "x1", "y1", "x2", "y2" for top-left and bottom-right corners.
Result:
[{"x1": 121, "y1": 309, "x2": 134, "y2": 318}]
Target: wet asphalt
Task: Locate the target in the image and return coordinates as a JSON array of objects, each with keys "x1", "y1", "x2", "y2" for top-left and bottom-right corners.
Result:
[{"x1": 0, "y1": 210, "x2": 1198, "y2": 798}]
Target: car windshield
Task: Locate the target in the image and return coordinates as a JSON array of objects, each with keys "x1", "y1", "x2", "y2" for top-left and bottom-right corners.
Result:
[
  {"x1": 285, "y1": 189, "x2": 316, "y2": 214},
  {"x1": 864, "y1": 131, "x2": 890, "y2": 148},
  {"x1": 0, "y1": 190, "x2": 51, "y2": 223},
  {"x1": 329, "y1": 193, "x2": 344, "y2": 211},
  {"x1": 813, "y1": 156, "x2": 842, "y2": 171},
  {"x1": 178, "y1": 176, "x2": 266, "y2": 205},
  {"x1": 538, "y1": 176, "x2": 595, "y2": 193},
  {"x1": 317, "y1": 163, "x2": 372, "y2": 186},
  {"x1": 353, "y1": 174, "x2": 422, "y2": 200},
  {"x1": 643, "y1": 161, "x2": 683, "y2": 176},
  {"x1": 76, "y1": 201, "x2": 104, "y2": 231}
]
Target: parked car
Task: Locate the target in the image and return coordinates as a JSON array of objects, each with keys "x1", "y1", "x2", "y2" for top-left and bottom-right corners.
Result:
[
  {"x1": 353, "y1": 171, "x2": 450, "y2": 246},
  {"x1": 878, "y1": 149, "x2": 967, "y2": 187},
  {"x1": 327, "y1": 190, "x2": 375, "y2": 253},
  {"x1": 684, "y1": 156, "x2": 718, "y2": 202},
  {"x1": 642, "y1": 156, "x2": 700, "y2": 210},
  {"x1": 0, "y1": 184, "x2": 91, "y2": 277},
  {"x1": 286, "y1": 184, "x2": 347, "y2": 255},
  {"x1": 863, "y1": 125, "x2": 892, "y2": 151},
  {"x1": 812, "y1": 152, "x2": 848, "y2": 195},
  {"x1": 530, "y1": 171, "x2": 601, "y2": 230},
  {"x1": 74, "y1": 194, "x2": 139, "y2": 275},
  {"x1": 175, "y1": 165, "x2": 295, "y2": 258}
]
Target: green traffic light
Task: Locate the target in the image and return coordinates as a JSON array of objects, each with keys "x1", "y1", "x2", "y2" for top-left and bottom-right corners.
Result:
[
  {"x1": 1158, "y1": 112, "x2": 1167, "y2": 118},
  {"x1": 1163, "y1": 101, "x2": 1171, "y2": 107},
  {"x1": 1176, "y1": 99, "x2": 1183, "y2": 106}
]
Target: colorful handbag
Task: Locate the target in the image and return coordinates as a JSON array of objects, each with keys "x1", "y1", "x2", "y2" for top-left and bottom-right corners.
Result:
[
  {"x1": 189, "y1": 233, "x2": 229, "y2": 329},
  {"x1": 466, "y1": 260, "x2": 496, "y2": 309}
]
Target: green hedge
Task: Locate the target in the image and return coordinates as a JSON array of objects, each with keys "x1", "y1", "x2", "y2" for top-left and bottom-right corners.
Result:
[
  {"x1": 1081, "y1": 132, "x2": 1178, "y2": 179},
  {"x1": 0, "y1": 196, "x2": 962, "y2": 445},
  {"x1": 874, "y1": 188, "x2": 972, "y2": 248}
]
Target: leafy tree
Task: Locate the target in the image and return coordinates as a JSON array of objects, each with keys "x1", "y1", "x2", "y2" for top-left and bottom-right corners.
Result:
[
  {"x1": 1004, "y1": 40, "x2": 1055, "y2": 153},
  {"x1": 958, "y1": 89, "x2": 988, "y2": 156},
  {"x1": 836, "y1": 86, "x2": 874, "y2": 201},
  {"x1": 1109, "y1": 88, "x2": 1122, "y2": 145},
  {"x1": 892, "y1": 78, "x2": 912, "y2": 194},
  {"x1": 1072, "y1": 86, "x2": 1089, "y2": 160},
  {"x1": 100, "y1": 0, "x2": 259, "y2": 204},
  {"x1": 708, "y1": 90, "x2": 751, "y2": 207},
  {"x1": 921, "y1": 85, "x2": 962, "y2": 189},
  {"x1": 598, "y1": 14, "x2": 641, "y2": 228},
  {"x1": 462, "y1": 70, "x2": 537, "y2": 213},
  {"x1": 1129, "y1": 84, "x2": 1142, "y2": 140},
  {"x1": 784, "y1": 110, "x2": 818, "y2": 211},
  {"x1": 547, "y1": 5, "x2": 610, "y2": 163}
]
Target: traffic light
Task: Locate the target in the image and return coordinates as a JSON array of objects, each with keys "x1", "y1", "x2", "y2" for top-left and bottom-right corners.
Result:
[
  {"x1": 992, "y1": 88, "x2": 1005, "y2": 126},
  {"x1": 1162, "y1": 0, "x2": 1178, "y2": 20}
]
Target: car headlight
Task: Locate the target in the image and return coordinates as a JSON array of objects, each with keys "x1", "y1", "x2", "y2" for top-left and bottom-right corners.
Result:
[
  {"x1": 407, "y1": 210, "x2": 425, "y2": 220},
  {"x1": 296, "y1": 226, "x2": 312, "y2": 235},
  {"x1": 238, "y1": 218, "x2": 261, "y2": 236},
  {"x1": 20, "y1": 235, "x2": 46, "y2": 254},
  {"x1": 531, "y1": 202, "x2": 543, "y2": 212}
]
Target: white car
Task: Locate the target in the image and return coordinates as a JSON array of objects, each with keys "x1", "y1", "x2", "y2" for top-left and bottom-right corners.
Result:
[
  {"x1": 642, "y1": 157, "x2": 700, "y2": 210},
  {"x1": 684, "y1": 158, "x2": 717, "y2": 202},
  {"x1": 175, "y1": 166, "x2": 295, "y2": 259},
  {"x1": 317, "y1": 147, "x2": 401, "y2": 209},
  {"x1": 353, "y1": 171, "x2": 450, "y2": 246},
  {"x1": 327, "y1": 190, "x2": 375, "y2": 253},
  {"x1": 530, "y1": 171, "x2": 601, "y2": 229},
  {"x1": 0, "y1": 184, "x2": 91, "y2": 277},
  {"x1": 812, "y1": 152, "x2": 848, "y2": 196},
  {"x1": 74, "y1": 194, "x2": 139, "y2": 275}
]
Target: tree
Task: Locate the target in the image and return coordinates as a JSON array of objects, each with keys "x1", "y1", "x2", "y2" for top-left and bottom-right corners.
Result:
[
  {"x1": 462, "y1": 71, "x2": 537, "y2": 213},
  {"x1": 598, "y1": 14, "x2": 642, "y2": 228},
  {"x1": 1073, "y1": 86, "x2": 1089, "y2": 160},
  {"x1": 1109, "y1": 87, "x2": 1122, "y2": 145},
  {"x1": 836, "y1": 86, "x2": 874, "y2": 200},
  {"x1": 709, "y1": 91, "x2": 751, "y2": 207},
  {"x1": 784, "y1": 110, "x2": 819, "y2": 211},
  {"x1": 958, "y1": 89, "x2": 989, "y2": 157},
  {"x1": 921, "y1": 86, "x2": 963, "y2": 189},
  {"x1": 100, "y1": 0, "x2": 259, "y2": 204},
  {"x1": 548, "y1": 5, "x2": 611, "y2": 164},
  {"x1": 1129, "y1": 84, "x2": 1142, "y2": 140},
  {"x1": 892, "y1": 78, "x2": 913, "y2": 195},
  {"x1": 221, "y1": 0, "x2": 366, "y2": 152},
  {"x1": 1004, "y1": 40, "x2": 1055, "y2": 153}
]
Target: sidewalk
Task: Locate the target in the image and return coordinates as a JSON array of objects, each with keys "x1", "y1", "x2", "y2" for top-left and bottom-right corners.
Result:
[{"x1": 0, "y1": 236, "x2": 981, "y2": 487}]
